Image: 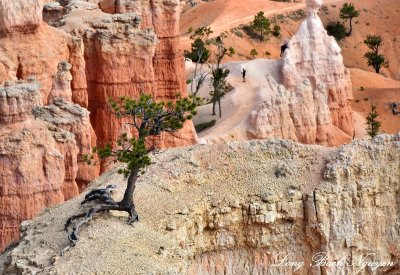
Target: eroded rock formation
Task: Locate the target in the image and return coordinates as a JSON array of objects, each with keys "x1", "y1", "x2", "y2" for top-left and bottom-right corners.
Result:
[
  {"x1": 247, "y1": 75, "x2": 336, "y2": 145},
  {"x1": 36, "y1": 98, "x2": 99, "y2": 192},
  {"x1": 247, "y1": 0, "x2": 354, "y2": 146},
  {"x1": 0, "y1": 80, "x2": 79, "y2": 251},
  {"x1": 281, "y1": 0, "x2": 354, "y2": 144},
  {"x1": 0, "y1": 0, "x2": 95, "y2": 251},
  {"x1": 0, "y1": 136, "x2": 399, "y2": 274},
  {"x1": 0, "y1": 1, "x2": 42, "y2": 33},
  {"x1": 44, "y1": 0, "x2": 197, "y2": 155},
  {"x1": 0, "y1": 0, "x2": 197, "y2": 251}
]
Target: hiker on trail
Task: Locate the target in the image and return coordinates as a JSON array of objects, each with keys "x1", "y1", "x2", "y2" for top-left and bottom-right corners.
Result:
[
  {"x1": 280, "y1": 42, "x2": 288, "y2": 57},
  {"x1": 242, "y1": 68, "x2": 246, "y2": 82}
]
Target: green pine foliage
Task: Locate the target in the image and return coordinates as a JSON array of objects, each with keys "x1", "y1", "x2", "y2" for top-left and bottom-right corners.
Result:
[
  {"x1": 366, "y1": 105, "x2": 381, "y2": 139},
  {"x1": 184, "y1": 38, "x2": 210, "y2": 63},
  {"x1": 272, "y1": 24, "x2": 281, "y2": 37},
  {"x1": 339, "y1": 3, "x2": 360, "y2": 36},
  {"x1": 184, "y1": 27, "x2": 213, "y2": 63},
  {"x1": 252, "y1": 11, "x2": 271, "y2": 40},
  {"x1": 250, "y1": 48, "x2": 259, "y2": 59},
  {"x1": 326, "y1": 22, "x2": 347, "y2": 41},
  {"x1": 195, "y1": 120, "x2": 216, "y2": 133},
  {"x1": 210, "y1": 35, "x2": 233, "y2": 118},
  {"x1": 84, "y1": 94, "x2": 197, "y2": 177},
  {"x1": 363, "y1": 35, "x2": 389, "y2": 74}
]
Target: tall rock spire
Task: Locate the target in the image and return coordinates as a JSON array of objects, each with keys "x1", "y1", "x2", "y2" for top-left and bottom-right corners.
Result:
[{"x1": 281, "y1": 0, "x2": 354, "y2": 144}]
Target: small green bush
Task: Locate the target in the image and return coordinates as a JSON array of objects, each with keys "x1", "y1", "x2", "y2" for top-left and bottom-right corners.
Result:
[
  {"x1": 195, "y1": 120, "x2": 217, "y2": 133},
  {"x1": 326, "y1": 22, "x2": 347, "y2": 41},
  {"x1": 272, "y1": 24, "x2": 281, "y2": 37},
  {"x1": 250, "y1": 48, "x2": 259, "y2": 59}
]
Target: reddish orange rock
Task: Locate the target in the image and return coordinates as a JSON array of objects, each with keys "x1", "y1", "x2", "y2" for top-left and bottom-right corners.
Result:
[
  {"x1": 0, "y1": 80, "x2": 79, "y2": 251},
  {"x1": 0, "y1": 0, "x2": 198, "y2": 251},
  {"x1": 58, "y1": 1, "x2": 197, "y2": 170}
]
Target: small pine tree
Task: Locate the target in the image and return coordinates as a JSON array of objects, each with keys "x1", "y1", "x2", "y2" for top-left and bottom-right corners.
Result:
[
  {"x1": 363, "y1": 35, "x2": 389, "y2": 74},
  {"x1": 250, "y1": 48, "x2": 259, "y2": 59},
  {"x1": 184, "y1": 27, "x2": 213, "y2": 63},
  {"x1": 252, "y1": 11, "x2": 271, "y2": 40},
  {"x1": 184, "y1": 26, "x2": 213, "y2": 103},
  {"x1": 339, "y1": 3, "x2": 360, "y2": 36},
  {"x1": 366, "y1": 104, "x2": 381, "y2": 138},
  {"x1": 210, "y1": 35, "x2": 233, "y2": 118},
  {"x1": 65, "y1": 94, "x2": 197, "y2": 244}
]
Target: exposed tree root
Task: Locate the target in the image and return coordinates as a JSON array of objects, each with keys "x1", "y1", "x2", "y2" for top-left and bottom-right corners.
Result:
[
  {"x1": 81, "y1": 184, "x2": 117, "y2": 205},
  {"x1": 63, "y1": 185, "x2": 139, "y2": 250}
]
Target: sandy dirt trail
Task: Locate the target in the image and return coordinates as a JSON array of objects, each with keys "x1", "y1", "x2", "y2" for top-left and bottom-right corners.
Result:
[{"x1": 193, "y1": 59, "x2": 283, "y2": 142}]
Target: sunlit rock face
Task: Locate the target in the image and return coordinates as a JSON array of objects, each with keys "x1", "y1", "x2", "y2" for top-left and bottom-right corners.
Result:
[
  {"x1": 1, "y1": 137, "x2": 400, "y2": 274},
  {"x1": 280, "y1": 0, "x2": 354, "y2": 145},
  {"x1": 246, "y1": 0, "x2": 353, "y2": 146}
]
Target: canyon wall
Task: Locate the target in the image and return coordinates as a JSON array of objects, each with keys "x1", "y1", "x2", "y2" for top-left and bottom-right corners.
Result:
[
  {"x1": 45, "y1": 0, "x2": 197, "y2": 153},
  {"x1": 0, "y1": 0, "x2": 197, "y2": 251},
  {"x1": 0, "y1": 80, "x2": 80, "y2": 252},
  {"x1": 1, "y1": 135, "x2": 399, "y2": 274}
]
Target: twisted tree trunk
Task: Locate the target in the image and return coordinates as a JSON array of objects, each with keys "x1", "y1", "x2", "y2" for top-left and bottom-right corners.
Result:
[{"x1": 121, "y1": 168, "x2": 139, "y2": 205}]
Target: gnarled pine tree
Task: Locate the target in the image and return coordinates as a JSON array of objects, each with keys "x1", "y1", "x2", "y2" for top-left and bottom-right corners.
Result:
[{"x1": 64, "y1": 94, "x2": 197, "y2": 244}]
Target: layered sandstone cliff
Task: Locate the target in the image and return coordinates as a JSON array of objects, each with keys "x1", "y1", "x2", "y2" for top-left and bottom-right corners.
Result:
[
  {"x1": 0, "y1": 0, "x2": 197, "y2": 251},
  {"x1": 0, "y1": 135, "x2": 399, "y2": 274},
  {"x1": 44, "y1": 0, "x2": 197, "y2": 154},
  {"x1": 0, "y1": 80, "x2": 80, "y2": 252},
  {"x1": 0, "y1": 0, "x2": 99, "y2": 249}
]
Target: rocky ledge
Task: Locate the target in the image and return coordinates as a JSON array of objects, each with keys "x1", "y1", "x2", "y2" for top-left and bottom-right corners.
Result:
[{"x1": 0, "y1": 135, "x2": 399, "y2": 274}]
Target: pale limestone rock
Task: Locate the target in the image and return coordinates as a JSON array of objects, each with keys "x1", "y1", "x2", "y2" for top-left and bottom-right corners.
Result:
[
  {"x1": 246, "y1": 75, "x2": 297, "y2": 141},
  {"x1": 1, "y1": 138, "x2": 399, "y2": 274},
  {"x1": 0, "y1": 80, "x2": 41, "y2": 124},
  {"x1": 281, "y1": 0, "x2": 354, "y2": 144},
  {"x1": 245, "y1": 0, "x2": 353, "y2": 146},
  {"x1": 306, "y1": 0, "x2": 323, "y2": 14}
]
